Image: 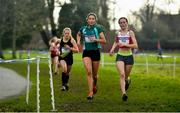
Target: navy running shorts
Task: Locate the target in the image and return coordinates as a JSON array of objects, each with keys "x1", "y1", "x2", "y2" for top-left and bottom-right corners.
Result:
[{"x1": 116, "y1": 54, "x2": 134, "y2": 65}]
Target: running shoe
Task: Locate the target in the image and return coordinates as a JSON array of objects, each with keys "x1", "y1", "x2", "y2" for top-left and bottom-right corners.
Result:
[
  {"x1": 61, "y1": 86, "x2": 66, "y2": 91},
  {"x1": 87, "y1": 92, "x2": 94, "y2": 100},
  {"x1": 65, "y1": 84, "x2": 69, "y2": 91},
  {"x1": 87, "y1": 96, "x2": 93, "y2": 100},
  {"x1": 122, "y1": 93, "x2": 128, "y2": 101}
]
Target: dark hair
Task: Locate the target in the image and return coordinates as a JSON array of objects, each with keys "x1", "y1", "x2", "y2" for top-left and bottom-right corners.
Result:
[
  {"x1": 118, "y1": 17, "x2": 128, "y2": 24},
  {"x1": 86, "y1": 12, "x2": 97, "y2": 21}
]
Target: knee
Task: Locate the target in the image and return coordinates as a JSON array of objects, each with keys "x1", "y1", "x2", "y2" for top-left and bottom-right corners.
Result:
[
  {"x1": 120, "y1": 72, "x2": 125, "y2": 79},
  {"x1": 62, "y1": 68, "x2": 67, "y2": 73},
  {"x1": 86, "y1": 70, "x2": 92, "y2": 76}
]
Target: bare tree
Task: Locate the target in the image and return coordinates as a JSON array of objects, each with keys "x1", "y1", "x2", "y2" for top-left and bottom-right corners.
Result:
[
  {"x1": 133, "y1": 0, "x2": 157, "y2": 24},
  {"x1": 47, "y1": 0, "x2": 57, "y2": 36},
  {"x1": 0, "y1": 0, "x2": 8, "y2": 59}
]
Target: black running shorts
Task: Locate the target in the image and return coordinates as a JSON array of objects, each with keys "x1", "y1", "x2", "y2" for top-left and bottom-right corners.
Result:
[
  {"x1": 59, "y1": 54, "x2": 73, "y2": 65},
  {"x1": 82, "y1": 50, "x2": 100, "y2": 61}
]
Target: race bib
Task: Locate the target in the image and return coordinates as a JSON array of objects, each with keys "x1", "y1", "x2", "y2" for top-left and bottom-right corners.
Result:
[
  {"x1": 85, "y1": 35, "x2": 96, "y2": 43},
  {"x1": 117, "y1": 37, "x2": 129, "y2": 44},
  {"x1": 61, "y1": 47, "x2": 70, "y2": 58}
]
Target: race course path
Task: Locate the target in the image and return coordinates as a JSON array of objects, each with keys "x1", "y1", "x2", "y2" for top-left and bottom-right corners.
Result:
[{"x1": 0, "y1": 67, "x2": 27, "y2": 100}]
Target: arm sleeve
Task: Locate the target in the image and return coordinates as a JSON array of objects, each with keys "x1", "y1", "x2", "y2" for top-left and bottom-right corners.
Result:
[{"x1": 96, "y1": 25, "x2": 104, "y2": 33}]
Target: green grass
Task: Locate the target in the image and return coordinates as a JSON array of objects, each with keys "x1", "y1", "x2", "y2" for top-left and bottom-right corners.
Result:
[{"x1": 0, "y1": 52, "x2": 180, "y2": 112}]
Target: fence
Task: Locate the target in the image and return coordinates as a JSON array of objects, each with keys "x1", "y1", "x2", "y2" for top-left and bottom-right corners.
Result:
[
  {"x1": 0, "y1": 51, "x2": 180, "y2": 112},
  {"x1": 101, "y1": 53, "x2": 180, "y2": 77},
  {"x1": 0, "y1": 53, "x2": 56, "y2": 113}
]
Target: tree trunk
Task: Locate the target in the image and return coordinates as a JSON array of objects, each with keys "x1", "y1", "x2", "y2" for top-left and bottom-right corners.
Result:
[
  {"x1": 12, "y1": 1, "x2": 16, "y2": 59},
  {"x1": 12, "y1": 22, "x2": 17, "y2": 59},
  {"x1": 0, "y1": 35, "x2": 4, "y2": 59},
  {"x1": 0, "y1": 0, "x2": 6, "y2": 59},
  {"x1": 47, "y1": 0, "x2": 57, "y2": 36},
  {"x1": 40, "y1": 29, "x2": 50, "y2": 48}
]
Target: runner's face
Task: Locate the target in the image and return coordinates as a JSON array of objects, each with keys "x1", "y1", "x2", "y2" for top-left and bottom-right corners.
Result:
[
  {"x1": 119, "y1": 19, "x2": 128, "y2": 30},
  {"x1": 87, "y1": 15, "x2": 96, "y2": 25},
  {"x1": 64, "y1": 30, "x2": 70, "y2": 39}
]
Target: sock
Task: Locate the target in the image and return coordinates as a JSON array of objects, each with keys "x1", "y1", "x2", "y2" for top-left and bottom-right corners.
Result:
[
  {"x1": 64, "y1": 75, "x2": 69, "y2": 85},
  {"x1": 93, "y1": 76, "x2": 97, "y2": 86},
  {"x1": 61, "y1": 72, "x2": 66, "y2": 86},
  {"x1": 65, "y1": 75, "x2": 69, "y2": 84}
]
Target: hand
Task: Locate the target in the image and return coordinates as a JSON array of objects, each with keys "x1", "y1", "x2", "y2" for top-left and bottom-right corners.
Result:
[
  {"x1": 77, "y1": 41, "x2": 80, "y2": 45},
  {"x1": 89, "y1": 37, "x2": 96, "y2": 42},
  {"x1": 77, "y1": 43, "x2": 82, "y2": 52},
  {"x1": 58, "y1": 51, "x2": 60, "y2": 55},
  {"x1": 117, "y1": 42, "x2": 125, "y2": 48},
  {"x1": 109, "y1": 50, "x2": 114, "y2": 56},
  {"x1": 64, "y1": 45, "x2": 71, "y2": 49}
]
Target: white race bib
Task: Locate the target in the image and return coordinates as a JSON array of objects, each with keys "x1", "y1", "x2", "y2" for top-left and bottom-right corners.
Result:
[
  {"x1": 85, "y1": 35, "x2": 96, "y2": 43},
  {"x1": 61, "y1": 47, "x2": 70, "y2": 58},
  {"x1": 118, "y1": 37, "x2": 129, "y2": 44}
]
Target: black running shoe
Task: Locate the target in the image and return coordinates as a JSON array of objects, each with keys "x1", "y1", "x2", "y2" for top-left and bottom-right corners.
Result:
[
  {"x1": 122, "y1": 93, "x2": 128, "y2": 101},
  {"x1": 87, "y1": 96, "x2": 93, "y2": 100},
  {"x1": 65, "y1": 84, "x2": 69, "y2": 91},
  {"x1": 125, "y1": 78, "x2": 131, "y2": 91},
  {"x1": 61, "y1": 86, "x2": 66, "y2": 91}
]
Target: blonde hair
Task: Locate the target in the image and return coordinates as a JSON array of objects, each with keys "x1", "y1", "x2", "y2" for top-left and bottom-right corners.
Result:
[
  {"x1": 62, "y1": 27, "x2": 72, "y2": 38},
  {"x1": 49, "y1": 36, "x2": 58, "y2": 45},
  {"x1": 63, "y1": 27, "x2": 71, "y2": 34}
]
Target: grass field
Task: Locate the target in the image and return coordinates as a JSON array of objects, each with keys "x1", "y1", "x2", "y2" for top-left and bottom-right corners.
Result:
[{"x1": 0, "y1": 52, "x2": 180, "y2": 112}]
